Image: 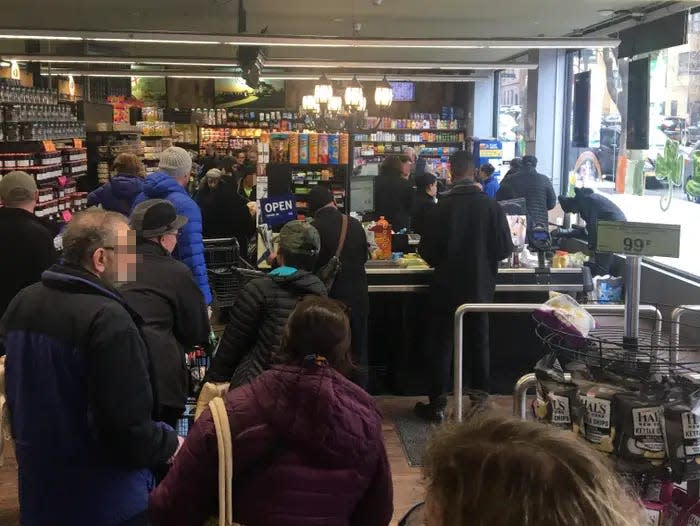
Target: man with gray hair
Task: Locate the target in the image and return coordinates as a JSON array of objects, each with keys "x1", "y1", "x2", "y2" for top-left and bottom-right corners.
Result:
[
  {"x1": 132, "y1": 146, "x2": 212, "y2": 305},
  {"x1": 0, "y1": 208, "x2": 179, "y2": 526},
  {"x1": 0, "y1": 170, "x2": 56, "y2": 318}
]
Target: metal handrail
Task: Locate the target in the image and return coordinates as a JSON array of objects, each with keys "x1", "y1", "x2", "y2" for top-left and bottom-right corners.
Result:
[
  {"x1": 453, "y1": 303, "x2": 663, "y2": 422},
  {"x1": 671, "y1": 305, "x2": 700, "y2": 364}
]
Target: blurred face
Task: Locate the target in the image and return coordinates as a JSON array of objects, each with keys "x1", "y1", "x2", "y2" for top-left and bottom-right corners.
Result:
[
  {"x1": 235, "y1": 152, "x2": 246, "y2": 165},
  {"x1": 243, "y1": 173, "x2": 256, "y2": 188},
  {"x1": 247, "y1": 150, "x2": 258, "y2": 163},
  {"x1": 400, "y1": 160, "x2": 412, "y2": 178},
  {"x1": 427, "y1": 182, "x2": 438, "y2": 197},
  {"x1": 93, "y1": 222, "x2": 136, "y2": 285},
  {"x1": 207, "y1": 176, "x2": 220, "y2": 190},
  {"x1": 205, "y1": 144, "x2": 215, "y2": 156}
]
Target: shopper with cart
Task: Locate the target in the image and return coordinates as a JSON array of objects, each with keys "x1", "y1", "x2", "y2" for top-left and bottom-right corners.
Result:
[
  {"x1": 132, "y1": 146, "x2": 212, "y2": 305},
  {"x1": 87, "y1": 153, "x2": 145, "y2": 216},
  {"x1": 150, "y1": 296, "x2": 393, "y2": 526},
  {"x1": 202, "y1": 220, "x2": 327, "y2": 388},
  {"x1": 415, "y1": 151, "x2": 513, "y2": 423},
  {"x1": 121, "y1": 199, "x2": 210, "y2": 428},
  {"x1": 0, "y1": 208, "x2": 179, "y2": 526},
  {"x1": 0, "y1": 171, "x2": 57, "y2": 319},
  {"x1": 309, "y1": 186, "x2": 370, "y2": 389}
]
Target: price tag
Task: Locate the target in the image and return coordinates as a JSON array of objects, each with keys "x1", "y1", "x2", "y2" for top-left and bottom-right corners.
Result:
[
  {"x1": 597, "y1": 221, "x2": 681, "y2": 258},
  {"x1": 42, "y1": 140, "x2": 56, "y2": 152}
]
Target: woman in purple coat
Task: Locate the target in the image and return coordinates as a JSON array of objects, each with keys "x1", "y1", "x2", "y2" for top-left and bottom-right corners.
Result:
[{"x1": 149, "y1": 296, "x2": 393, "y2": 526}]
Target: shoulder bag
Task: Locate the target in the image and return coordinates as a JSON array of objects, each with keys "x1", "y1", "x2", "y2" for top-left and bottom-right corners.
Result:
[
  {"x1": 317, "y1": 214, "x2": 348, "y2": 290},
  {"x1": 207, "y1": 396, "x2": 239, "y2": 526}
]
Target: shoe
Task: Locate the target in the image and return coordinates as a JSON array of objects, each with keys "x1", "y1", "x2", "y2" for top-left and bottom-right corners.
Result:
[{"x1": 414, "y1": 401, "x2": 445, "y2": 423}]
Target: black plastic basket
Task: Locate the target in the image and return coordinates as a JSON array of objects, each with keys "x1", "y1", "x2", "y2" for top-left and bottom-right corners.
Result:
[
  {"x1": 203, "y1": 237, "x2": 240, "y2": 268},
  {"x1": 208, "y1": 267, "x2": 265, "y2": 309}
]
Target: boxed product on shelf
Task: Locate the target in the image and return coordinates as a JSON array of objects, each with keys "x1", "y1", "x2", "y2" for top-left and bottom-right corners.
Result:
[
  {"x1": 318, "y1": 133, "x2": 329, "y2": 164},
  {"x1": 308, "y1": 133, "x2": 319, "y2": 164},
  {"x1": 299, "y1": 133, "x2": 309, "y2": 164},
  {"x1": 328, "y1": 134, "x2": 339, "y2": 165},
  {"x1": 288, "y1": 133, "x2": 299, "y2": 164}
]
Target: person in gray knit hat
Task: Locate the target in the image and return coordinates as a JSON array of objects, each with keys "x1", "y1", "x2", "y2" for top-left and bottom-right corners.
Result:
[{"x1": 132, "y1": 147, "x2": 212, "y2": 305}]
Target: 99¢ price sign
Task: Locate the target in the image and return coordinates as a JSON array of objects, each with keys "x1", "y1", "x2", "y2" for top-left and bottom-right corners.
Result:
[{"x1": 597, "y1": 221, "x2": 681, "y2": 258}]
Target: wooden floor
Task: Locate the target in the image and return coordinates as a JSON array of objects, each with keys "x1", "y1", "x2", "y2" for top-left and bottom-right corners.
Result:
[{"x1": 0, "y1": 396, "x2": 512, "y2": 526}]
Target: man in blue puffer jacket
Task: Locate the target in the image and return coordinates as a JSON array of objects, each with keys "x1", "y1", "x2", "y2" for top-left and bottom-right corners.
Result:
[{"x1": 132, "y1": 147, "x2": 212, "y2": 304}]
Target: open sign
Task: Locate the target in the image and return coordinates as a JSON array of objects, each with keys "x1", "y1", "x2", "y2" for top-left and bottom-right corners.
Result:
[{"x1": 260, "y1": 194, "x2": 297, "y2": 226}]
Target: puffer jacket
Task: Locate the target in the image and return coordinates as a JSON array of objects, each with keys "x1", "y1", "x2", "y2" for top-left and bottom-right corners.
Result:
[
  {"x1": 203, "y1": 270, "x2": 326, "y2": 388},
  {"x1": 1, "y1": 264, "x2": 177, "y2": 526},
  {"x1": 132, "y1": 171, "x2": 212, "y2": 305},
  {"x1": 495, "y1": 166, "x2": 556, "y2": 236},
  {"x1": 87, "y1": 174, "x2": 144, "y2": 216},
  {"x1": 149, "y1": 362, "x2": 393, "y2": 526}
]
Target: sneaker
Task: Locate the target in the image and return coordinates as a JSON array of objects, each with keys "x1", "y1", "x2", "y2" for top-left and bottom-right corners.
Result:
[{"x1": 414, "y1": 401, "x2": 445, "y2": 423}]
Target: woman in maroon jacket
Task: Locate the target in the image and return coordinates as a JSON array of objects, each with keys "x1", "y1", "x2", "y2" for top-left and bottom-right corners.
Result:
[{"x1": 149, "y1": 296, "x2": 393, "y2": 526}]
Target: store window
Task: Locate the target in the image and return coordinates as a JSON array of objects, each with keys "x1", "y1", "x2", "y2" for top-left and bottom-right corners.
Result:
[
  {"x1": 563, "y1": 12, "x2": 700, "y2": 278},
  {"x1": 498, "y1": 69, "x2": 528, "y2": 161}
]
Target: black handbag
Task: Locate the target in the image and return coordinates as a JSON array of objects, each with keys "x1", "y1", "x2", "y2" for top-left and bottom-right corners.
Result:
[{"x1": 317, "y1": 214, "x2": 348, "y2": 290}]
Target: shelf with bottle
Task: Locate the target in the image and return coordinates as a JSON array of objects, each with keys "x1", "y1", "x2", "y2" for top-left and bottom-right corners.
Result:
[
  {"x1": 353, "y1": 131, "x2": 464, "y2": 143},
  {"x1": 0, "y1": 147, "x2": 88, "y2": 184},
  {"x1": 2, "y1": 103, "x2": 78, "y2": 124},
  {"x1": 362, "y1": 114, "x2": 465, "y2": 131},
  {"x1": 0, "y1": 79, "x2": 59, "y2": 105}
]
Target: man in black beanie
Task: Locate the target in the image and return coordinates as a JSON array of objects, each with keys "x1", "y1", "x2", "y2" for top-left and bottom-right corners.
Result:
[{"x1": 308, "y1": 186, "x2": 371, "y2": 390}]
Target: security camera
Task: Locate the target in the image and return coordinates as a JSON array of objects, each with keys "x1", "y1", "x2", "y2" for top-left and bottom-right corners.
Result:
[
  {"x1": 373, "y1": 0, "x2": 383, "y2": 5},
  {"x1": 353, "y1": 22, "x2": 363, "y2": 33}
]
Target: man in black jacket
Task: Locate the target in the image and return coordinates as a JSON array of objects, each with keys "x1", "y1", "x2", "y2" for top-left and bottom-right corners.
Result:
[
  {"x1": 416, "y1": 151, "x2": 513, "y2": 422},
  {"x1": 121, "y1": 199, "x2": 210, "y2": 428},
  {"x1": 410, "y1": 172, "x2": 438, "y2": 237},
  {"x1": 496, "y1": 155, "x2": 556, "y2": 240},
  {"x1": 374, "y1": 155, "x2": 414, "y2": 231},
  {"x1": 204, "y1": 220, "x2": 327, "y2": 388},
  {"x1": 0, "y1": 171, "x2": 57, "y2": 318},
  {"x1": 309, "y1": 186, "x2": 370, "y2": 389},
  {"x1": 0, "y1": 208, "x2": 178, "y2": 525}
]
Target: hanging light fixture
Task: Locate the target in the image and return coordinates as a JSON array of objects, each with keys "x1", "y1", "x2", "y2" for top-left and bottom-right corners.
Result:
[
  {"x1": 327, "y1": 95, "x2": 343, "y2": 113},
  {"x1": 358, "y1": 96, "x2": 367, "y2": 112},
  {"x1": 344, "y1": 75, "x2": 364, "y2": 109},
  {"x1": 374, "y1": 76, "x2": 393, "y2": 108},
  {"x1": 302, "y1": 94, "x2": 318, "y2": 112},
  {"x1": 313, "y1": 73, "x2": 333, "y2": 104}
]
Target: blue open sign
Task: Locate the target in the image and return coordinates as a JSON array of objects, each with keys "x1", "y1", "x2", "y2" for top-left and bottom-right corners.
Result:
[{"x1": 260, "y1": 194, "x2": 297, "y2": 226}]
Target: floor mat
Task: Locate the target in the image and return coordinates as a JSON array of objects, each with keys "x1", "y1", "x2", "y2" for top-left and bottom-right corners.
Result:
[{"x1": 392, "y1": 411, "x2": 440, "y2": 467}]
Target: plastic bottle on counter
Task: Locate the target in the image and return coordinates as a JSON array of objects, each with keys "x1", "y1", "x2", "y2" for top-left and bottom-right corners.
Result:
[{"x1": 370, "y1": 216, "x2": 393, "y2": 260}]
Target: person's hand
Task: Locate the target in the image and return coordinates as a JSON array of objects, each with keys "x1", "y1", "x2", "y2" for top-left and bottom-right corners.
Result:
[
  {"x1": 169, "y1": 435, "x2": 185, "y2": 464},
  {"x1": 475, "y1": 182, "x2": 483, "y2": 191},
  {"x1": 247, "y1": 201, "x2": 257, "y2": 216},
  {"x1": 266, "y1": 251, "x2": 277, "y2": 266}
]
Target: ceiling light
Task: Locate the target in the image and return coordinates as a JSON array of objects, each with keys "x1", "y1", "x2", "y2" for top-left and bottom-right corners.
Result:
[
  {"x1": 314, "y1": 74, "x2": 333, "y2": 104},
  {"x1": 327, "y1": 95, "x2": 343, "y2": 113},
  {"x1": 374, "y1": 76, "x2": 393, "y2": 108},
  {"x1": 598, "y1": 9, "x2": 616, "y2": 17},
  {"x1": 302, "y1": 95, "x2": 318, "y2": 111},
  {"x1": 265, "y1": 59, "x2": 538, "y2": 70},
  {"x1": 0, "y1": 29, "x2": 620, "y2": 49},
  {"x1": 344, "y1": 75, "x2": 364, "y2": 109},
  {"x1": 261, "y1": 73, "x2": 485, "y2": 82},
  {"x1": 0, "y1": 60, "x2": 10, "y2": 67}
]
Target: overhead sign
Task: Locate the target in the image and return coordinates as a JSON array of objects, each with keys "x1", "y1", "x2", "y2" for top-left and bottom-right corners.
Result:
[
  {"x1": 259, "y1": 194, "x2": 297, "y2": 226},
  {"x1": 597, "y1": 221, "x2": 681, "y2": 258}
]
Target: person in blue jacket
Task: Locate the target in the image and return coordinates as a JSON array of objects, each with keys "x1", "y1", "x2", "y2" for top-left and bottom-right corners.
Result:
[
  {"x1": 88, "y1": 153, "x2": 145, "y2": 216},
  {"x1": 478, "y1": 163, "x2": 499, "y2": 198},
  {"x1": 132, "y1": 146, "x2": 212, "y2": 305}
]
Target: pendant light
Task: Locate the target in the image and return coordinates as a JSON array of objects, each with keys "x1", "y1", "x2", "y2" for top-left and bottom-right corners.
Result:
[
  {"x1": 313, "y1": 73, "x2": 333, "y2": 104},
  {"x1": 374, "y1": 76, "x2": 393, "y2": 108},
  {"x1": 344, "y1": 75, "x2": 364, "y2": 110}
]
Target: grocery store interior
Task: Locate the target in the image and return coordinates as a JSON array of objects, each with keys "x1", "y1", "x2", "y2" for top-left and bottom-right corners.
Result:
[{"x1": 1, "y1": 0, "x2": 700, "y2": 525}]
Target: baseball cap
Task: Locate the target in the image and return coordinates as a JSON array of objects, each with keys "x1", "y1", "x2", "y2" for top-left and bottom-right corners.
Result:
[
  {"x1": 0, "y1": 171, "x2": 37, "y2": 206},
  {"x1": 279, "y1": 220, "x2": 320, "y2": 255},
  {"x1": 130, "y1": 199, "x2": 188, "y2": 238}
]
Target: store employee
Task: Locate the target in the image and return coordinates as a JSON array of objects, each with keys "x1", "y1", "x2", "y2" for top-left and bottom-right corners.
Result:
[{"x1": 374, "y1": 155, "x2": 414, "y2": 231}]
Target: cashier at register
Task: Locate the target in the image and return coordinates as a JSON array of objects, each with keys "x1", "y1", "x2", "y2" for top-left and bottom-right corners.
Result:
[{"x1": 558, "y1": 187, "x2": 626, "y2": 276}]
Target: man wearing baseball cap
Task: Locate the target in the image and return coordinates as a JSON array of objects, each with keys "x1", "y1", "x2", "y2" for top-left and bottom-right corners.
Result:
[
  {"x1": 121, "y1": 199, "x2": 209, "y2": 428},
  {"x1": 132, "y1": 146, "x2": 212, "y2": 305},
  {"x1": 204, "y1": 220, "x2": 327, "y2": 389},
  {"x1": 0, "y1": 170, "x2": 57, "y2": 318}
]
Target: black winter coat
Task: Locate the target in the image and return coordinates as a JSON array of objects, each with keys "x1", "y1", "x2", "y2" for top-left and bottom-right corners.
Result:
[
  {"x1": 374, "y1": 175, "x2": 414, "y2": 231},
  {"x1": 410, "y1": 190, "x2": 437, "y2": 237},
  {"x1": 204, "y1": 271, "x2": 327, "y2": 388},
  {"x1": 0, "y1": 207, "x2": 57, "y2": 319},
  {"x1": 496, "y1": 167, "x2": 557, "y2": 236},
  {"x1": 197, "y1": 181, "x2": 256, "y2": 256},
  {"x1": 120, "y1": 241, "x2": 210, "y2": 410},
  {"x1": 576, "y1": 192, "x2": 626, "y2": 250},
  {"x1": 311, "y1": 206, "x2": 369, "y2": 312},
  {"x1": 419, "y1": 181, "x2": 513, "y2": 313}
]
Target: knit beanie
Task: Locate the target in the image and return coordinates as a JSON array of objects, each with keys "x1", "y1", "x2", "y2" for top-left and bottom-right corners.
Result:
[{"x1": 159, "y1": 146, "x2": 192, "y2": 177}]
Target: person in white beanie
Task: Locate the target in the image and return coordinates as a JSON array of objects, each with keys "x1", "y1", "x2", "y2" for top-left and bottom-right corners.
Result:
[{"x1": 132, "y1": 146, "x2": 212, "y2": 304}]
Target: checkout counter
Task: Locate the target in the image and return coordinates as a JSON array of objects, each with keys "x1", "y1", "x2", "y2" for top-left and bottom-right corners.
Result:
[{"x1": 365, "y1": 263, "x2": 593, "y2": 395}]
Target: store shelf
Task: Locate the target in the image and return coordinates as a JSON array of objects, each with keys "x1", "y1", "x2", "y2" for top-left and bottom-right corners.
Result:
[
  {"x1": 359, "y1": 128, "x2": 465, "y2": 133},
  {"x1": 353, "y1": 140, "x2": 462, "y2": 145}
]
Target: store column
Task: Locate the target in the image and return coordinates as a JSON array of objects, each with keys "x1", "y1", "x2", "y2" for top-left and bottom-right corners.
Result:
[
  {"x1": 533, "y1": 49, "x2": 567, "y2": 194},
  {"x1": 473, "y1": 73, "x2": 495, "y2": 138}
]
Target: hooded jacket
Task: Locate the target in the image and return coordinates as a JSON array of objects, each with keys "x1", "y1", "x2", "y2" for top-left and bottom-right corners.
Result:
[
  {"x1": 149, "y1": 363, "x2": 393, "y2": 526},
  {"x1": 120, "y1": 241, "x2": 210, "y2": 411},
  {"x1": 204, "y1": 270, "x2": 327, "y2": 388},
  {"x1": 495, "y1": 165, "x2": 557, "y2": 237},
  {"x1": 419, "y1": 181, "x2": 513, "y2": 313},
  {"x1": 132, "y1": 171, "x2": 212, "y2": 305},
  {"x1": 0, "y1": 264, "x2": 177, "y2": 526},
  {"x1": 88, "y1": 174, "x2": 144, "y2": 216}
]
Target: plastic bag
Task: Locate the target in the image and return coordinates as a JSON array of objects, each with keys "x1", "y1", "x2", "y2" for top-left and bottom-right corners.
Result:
[{"x1": 534, "y1": 293, "x2": 596, "y2": 339}]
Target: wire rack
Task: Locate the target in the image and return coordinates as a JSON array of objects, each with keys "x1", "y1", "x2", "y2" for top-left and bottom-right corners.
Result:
[{"x1": 534, "y1": 311, "x2": 700, "y2": 384}]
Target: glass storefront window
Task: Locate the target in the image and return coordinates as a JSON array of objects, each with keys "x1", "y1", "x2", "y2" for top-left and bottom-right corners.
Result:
[
  {"x1": 498, "y1": 69, "x2": 528, "y2": 161},
  {"x1": 563, "y1": 13, "x2": 700, "y2": 278}
]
